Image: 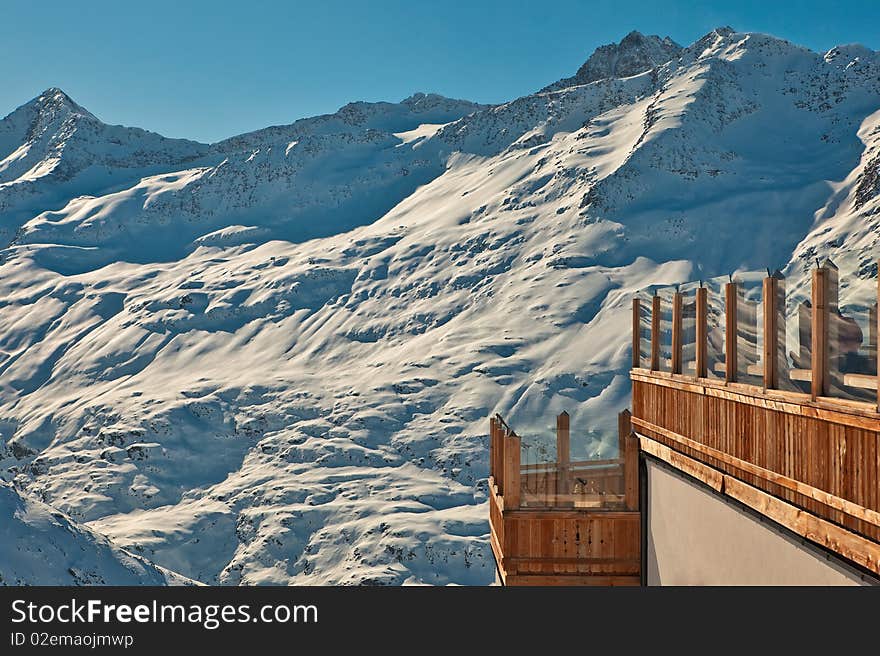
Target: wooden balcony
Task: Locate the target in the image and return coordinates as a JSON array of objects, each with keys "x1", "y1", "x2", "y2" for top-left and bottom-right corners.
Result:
[
  {"x1": 631, "y1": 261, "x2": 880, "y2": 577},
  {"x1": 488, "y1": 413, "x2": 641, "y2": 586}
]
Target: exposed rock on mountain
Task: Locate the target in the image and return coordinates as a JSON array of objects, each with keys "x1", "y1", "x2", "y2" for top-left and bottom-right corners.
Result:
[{"x1": 545, "y1": 30, "x2": 683, "y2": 91}]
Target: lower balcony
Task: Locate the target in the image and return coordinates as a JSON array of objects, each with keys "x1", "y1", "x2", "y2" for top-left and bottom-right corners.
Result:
[{"x1": 488, "y1": 412, "x2": 642, "y2": 586}]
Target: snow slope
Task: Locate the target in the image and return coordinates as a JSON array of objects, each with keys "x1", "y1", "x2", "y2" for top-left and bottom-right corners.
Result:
[
  {"x1": 0, "y1": 28, "x2": 878, "y2": 585},
  {"x1": 0, "y1": 482, "x2": 193, "y2": 585}
]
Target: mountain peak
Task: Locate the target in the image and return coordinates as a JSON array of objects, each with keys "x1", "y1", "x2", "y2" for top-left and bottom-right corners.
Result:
[
  {"x1": 685, "y1": 26, "x2": 740, "y2": 55},
  {"x1": 401, "y1": 92, "x2": 448, "y2": 106},
  {"x1": 400, "y1": 92, "x2": 485, "y2": 113},
  {"x1": 2, "y1": 87, "x2": 95, "y2": 128},
  {"x1": 39, "y1": 87, "x2": 72, "y2": 101},
  {"x1": 710, "y1": 26, "x2": 736, "y2": 38},
  {"x1": 546, "y1": 31, "x2": 683, "y2": 91},
  {"x1": 30, "y1": 87, "x2": 92, "y2": 117}
]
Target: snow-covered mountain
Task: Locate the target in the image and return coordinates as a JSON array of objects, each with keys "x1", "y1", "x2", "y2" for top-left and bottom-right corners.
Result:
[
  {"x1": 0, "y1": 482, "x2": 193, "y2": 585},
  {"x1": 0, "y1": 88, "x2": 211, "y2": 247},
  {"x1": 1, "y1": 28, "x2": 878, "y2": 585}
]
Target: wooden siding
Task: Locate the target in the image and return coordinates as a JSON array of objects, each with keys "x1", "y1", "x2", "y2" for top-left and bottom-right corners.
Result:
[
  {"x1": 632, "y1": 369, "x2": 880, "y2": 574},
  {"x1": 489, "y1": 482, "x2": 640, "y2": 586}
]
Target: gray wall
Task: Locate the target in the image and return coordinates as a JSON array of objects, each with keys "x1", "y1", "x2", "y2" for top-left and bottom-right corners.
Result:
[{"x1": 646, "y1": 458, "x2": 874, "y2": 586}]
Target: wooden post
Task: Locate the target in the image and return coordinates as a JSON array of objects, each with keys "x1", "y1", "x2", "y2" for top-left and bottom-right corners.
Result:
[
  {"x1": 671, "y1": 291, "x2": 683, "y2": 374},
  {"x1": 725, "y1": 281, "x2": 738, "y2": 383},
  {"x1": 876, "y1": 261, "x2": 879, "y2": 412},
  {"x1": 651, "y1": 294, "x2": 661, "y2": 371},
  {"x1": 493, "y1": 417, "x2": 504, "y2": 492},
  {"x1": 763, "y1": 275, "x2": 779, "y2": 389},
  {"x1": 812, "y1": 266, "x2": 828, "y2": 400},
  {"x1": 620, "y1": 410, "x2": 638, "y2": 510},
  {"x1": 503, "y1": 431, "x2": 521, "y2": 509},
  {"x1": 495, "y1": 418, "x2": 505, "y2": 494},
  {"x1": 632, "y1": 298, "x2": 641, "y2": 369},
  {"x1": 489, "y1": 416, "x2": 497, "y2": 481},
  {"x1": 556, "y1": 412, "x2": 570, "y2": 500},
  {"x1": 695, "y1": 286, "x2": 708, "y2": 379}
]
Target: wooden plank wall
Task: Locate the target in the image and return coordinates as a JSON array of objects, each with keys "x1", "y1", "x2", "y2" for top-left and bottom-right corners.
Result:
[
  {"x1": 492, "y1": 486, "x2": 641, "y2": 586},
  {"x1": 631, "y1": 374, "x2": 880, "y2": 543}
]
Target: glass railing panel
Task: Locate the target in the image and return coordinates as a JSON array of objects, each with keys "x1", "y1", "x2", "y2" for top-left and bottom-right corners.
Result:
[
  {"x1": 657, "y1": 287, "x2": 674, "y2": 372},
  {"x1": 637, "y1": 290, "x2": 653, "y2": 368},
  {"x1": 735, "y1": 271, "x2": 765, "y2": 386},
  {"x1": 779, "y1": 272, "x2": 812, "y2": 393},
  {"x1": 829, "y1": 263, "x2": 877, "y2": 403},
  {"x1": 704, "y1": 275, "x2": 727, "y2": 380},
  {"x1": 495, "y1": 412, "x2": 627, "y2": 511},
  {"x1": 680, "y1": 281, "x2": 699, "y2": 376}
]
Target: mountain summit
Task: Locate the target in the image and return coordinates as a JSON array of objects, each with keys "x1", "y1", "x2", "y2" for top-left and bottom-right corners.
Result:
[{"x1": 546, "y1": 30, "x2": 683, "y2": 91}]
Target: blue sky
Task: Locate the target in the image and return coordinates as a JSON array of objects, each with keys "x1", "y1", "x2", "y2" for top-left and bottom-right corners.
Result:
[{"x1": 2, "y1": 0, "x2": 877, "y2": 143}]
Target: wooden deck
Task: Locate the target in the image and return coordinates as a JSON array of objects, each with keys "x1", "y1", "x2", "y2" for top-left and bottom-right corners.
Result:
[{"x1": 488, "y1": 413, "x2": 641, "y2": 586}]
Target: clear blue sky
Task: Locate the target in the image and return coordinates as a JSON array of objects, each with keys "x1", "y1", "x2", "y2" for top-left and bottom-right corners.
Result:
[{"x1": 2, "y1": 0, "x2": 877, "y2": 143}]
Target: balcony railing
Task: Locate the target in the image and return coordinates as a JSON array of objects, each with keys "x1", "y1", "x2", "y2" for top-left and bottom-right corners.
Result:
[
  {"x1": 488, "y1": 411, "x2": 641, "y2": 585},
  {"x1": 489, "y1": 411, "x2": 638, "y2": 511},
  {"x1": 633, "y1": 260, "x2": 879, "y2": 409}
]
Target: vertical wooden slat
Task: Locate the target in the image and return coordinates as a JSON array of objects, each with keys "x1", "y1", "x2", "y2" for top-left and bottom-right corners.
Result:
[
  {"x1": 695, "y1": 286, "x2": 708, "y2": 379},
  {"x1": 489, "y1": 416, "x2": 497, "y2": 481},
  {"x1": 556, "y1": 411, "x2": 570, "y2": 500},
  {"x1": 632, "y1": 297, "x2": 641, "y2": 369},
  {"x1": 763, "y1": 275, "x2": 778, "y2": 389},
  {"x1": 876, "y1": 261, "x2": 879, "y2": 412},
  {"x1": 725, "y1": 281, "x2": 737, "y2": 383},
  {"x1": 495, "y1": 417, "x2": 504, "y2": 492},
  {"x1": 491, "y1": 417, "x2": 498, "y2": 489},
  {"x1": 671, "y1": 291, "x2": 683, "y2": 374},
  {"x1": 496, "y1": 417, "x2": 503, "y2": 486},
  {"x1": 650, "y1": 295, "x2": 661, "y2": 370},
  {"x1": 812, "y1": 266, "x2": 827, "y2": 400},
  {"x1": 496, "y1": 418, "x2": 505, "y2": 495},
  {"x1": 503, "y1": 431, "x2": 521, "y2": 510}
]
